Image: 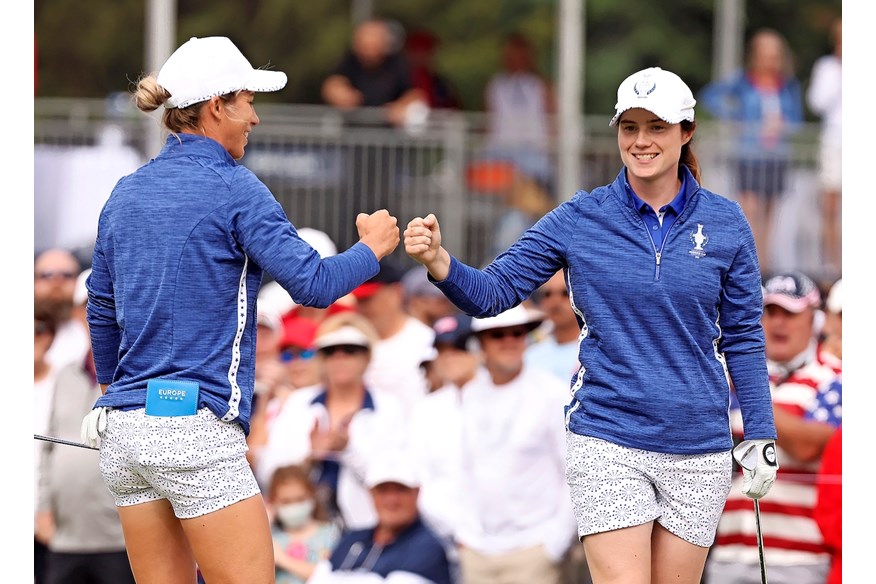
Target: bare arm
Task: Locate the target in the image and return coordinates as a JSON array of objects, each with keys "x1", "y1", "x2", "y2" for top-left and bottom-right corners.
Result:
[
  {"x1": 321, "y1": 75, "x2": 363, "y2": 110},
  {"x1": 773, "y1": 405, "x2": 835, "y2": 463}
]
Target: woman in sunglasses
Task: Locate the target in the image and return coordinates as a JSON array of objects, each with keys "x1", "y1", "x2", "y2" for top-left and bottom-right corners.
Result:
[
  {"x1": 405, "y1": 67, "x2": 777, "y2": 584},
  {"x1": 257, "y1": 312, "x2": 407, "y2": 532}
]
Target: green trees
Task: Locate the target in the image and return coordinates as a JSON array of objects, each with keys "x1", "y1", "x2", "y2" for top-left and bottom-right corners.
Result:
[{"x1": 35, "y1": 0, "x2": 839, "y2": 118}]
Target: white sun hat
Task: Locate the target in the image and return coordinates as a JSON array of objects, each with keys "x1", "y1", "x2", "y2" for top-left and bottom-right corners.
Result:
[
  {"x1": 470, "y1": 304, "x2": 545, "y2": 333},
  {"x1": 609, "y1": 67, "x2": 696, "y2": 127},
  {"x1": 157, "y1": 36, "x2": 287, "y2": 109}
]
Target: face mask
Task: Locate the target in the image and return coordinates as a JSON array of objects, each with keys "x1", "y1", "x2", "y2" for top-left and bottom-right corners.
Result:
[{"x1": 276, "y1": 500, "x2": 315, "y2": 530}]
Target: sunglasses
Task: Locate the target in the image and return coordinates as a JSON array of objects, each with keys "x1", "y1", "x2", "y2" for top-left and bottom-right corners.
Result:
[
  {"x1": 319, "y1": 344, "x2": 368, "y2": 357},
  {"x1": 280, "y1": 348, "x2": 316, "y2": 362},
  {"x1": 35, "y1": 270, "x2": 77, "y2": 281},
  {"x1": 482, "y1": 327, "x2": 529, "y2": 340}
]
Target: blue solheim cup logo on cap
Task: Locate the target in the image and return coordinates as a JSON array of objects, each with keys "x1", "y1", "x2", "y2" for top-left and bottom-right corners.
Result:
[
  {"x1": 689, "y1": 224, "x2": 709, "y2": 258},
  {"x1": 633, "y1": 74, "x2": 656, "y2": 99}
]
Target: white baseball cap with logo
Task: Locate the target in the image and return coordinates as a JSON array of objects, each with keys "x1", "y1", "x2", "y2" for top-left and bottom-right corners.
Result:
[
  {"x1": 609, "y1": 67, "x2": 696, "y2": 127},
  {"x1": 157, "y1": 36, "x2": 287, "y2": 109}
]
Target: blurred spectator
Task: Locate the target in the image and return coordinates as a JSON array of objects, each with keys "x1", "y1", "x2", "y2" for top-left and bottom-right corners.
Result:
[
  {"x1": 257, "y1": 313, "x2": 408, "y2": 530},
  {"x1": 807, "y1": 17, "x2": 842, "y2": 276},
  {"x1": 419, "y1": 347, "x2": 444, "y2": 394},
  {"x1": 401, "y1": 265, "x2": 457, "y2": 328},
  {"x1": 321, "y1": 18, "x2": 426, "y2": 127},
  {"x1": 267, "y1": 465, "x2": 341, "y2": 584},
  {"x1": 820, "y1": 277, "x2": 842, "y2": 362},
  {"x1": 404, "y1": 29, "x2": 463, "y2": 110},
  {"x1": 320, "y1": 19, "x2": 427, "y2": 214},
  {"x1": 409, "y1": 314, "x2": 479, "y2": 542},
  {"x1": 34, "y1": 302, "x2": 58, "y2": 584},
  {"x1": 280, "y1": 317, "x2": 322, "y2": 391},
  {"x1": 309, "y1": 453, "x2": 454, "y2": 584},
  {"x1": 355, "y1": 258, "x2": 436, "y2": 415},
  {"x1": 35, "y1": 283, "x2": 135, "y2": 584},
  {"x1": 454, "y1": 305, "x2": 576, "y2": 584},
  {"x1": 487, "y1": 174, "x2": 556, "y2": 262},
  {"x1": 813, "y1": 425, "x2": 842, "y2": 584},
  {"x1": 699, "y1": 28, "x2": 804, "y2": 274},
  {"x1": 525, "y1": 270, "x2": 580, "y2": 383},
  {"x1": 248, "y1": 309, "x2": 304, "y2": 471},
  {"x1": 482, "y1": 32, "x2": 556, "y2": 194},
  {"x1": 34, "y1": 248, "x2": 89, "y2": 369},
  {"x1": 707, "y1": 271, "x2": 840, "y2": 584}
]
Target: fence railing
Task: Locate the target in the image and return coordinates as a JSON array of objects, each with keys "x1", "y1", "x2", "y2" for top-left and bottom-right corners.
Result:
[{"x1": 35, "y1": 98, "x2": 833, "y2": 281}]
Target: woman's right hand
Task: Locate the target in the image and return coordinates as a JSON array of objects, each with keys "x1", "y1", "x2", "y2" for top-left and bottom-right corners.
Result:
[
  {"x1": 405, "y1": 214, "x2": 450, "y2": 280},
  {"x1": 356, "y1": 210, "x2": 399, "y2": 260}
]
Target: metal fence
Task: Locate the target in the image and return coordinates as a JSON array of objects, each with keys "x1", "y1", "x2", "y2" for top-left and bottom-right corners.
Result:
[{"x1": 35, "y1": 98, "x2": 833, "y2": 281}]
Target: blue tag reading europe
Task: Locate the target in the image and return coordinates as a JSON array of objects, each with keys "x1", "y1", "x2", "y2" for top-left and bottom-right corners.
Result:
[{"x1": 145, "y1": 379, "x2": 199, "y2": 417}]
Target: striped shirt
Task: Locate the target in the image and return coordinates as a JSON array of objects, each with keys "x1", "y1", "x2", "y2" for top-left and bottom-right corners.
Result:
[{"x1": 714, "y1": 343, "x2": 842, "y2": 566}]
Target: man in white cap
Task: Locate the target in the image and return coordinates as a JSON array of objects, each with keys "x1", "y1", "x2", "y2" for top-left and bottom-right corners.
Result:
[
  {"x1": 451, "y1": 304, "x2": 576, "y2": 584},
  {"x1": 708, "y1": 271, "x2": 842, "y2": 584},
  {"x1": 308, "y1": 453, "x2": 453, "y2": 584}
]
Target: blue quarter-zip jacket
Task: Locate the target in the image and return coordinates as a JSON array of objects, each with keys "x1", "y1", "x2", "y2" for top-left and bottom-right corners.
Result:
[
  {"x1": 86, "y1": 134, "x2": 379, "y2": 434},
  {"x1": 435, "y1": 167, "x2": 776, "y2": 454}
]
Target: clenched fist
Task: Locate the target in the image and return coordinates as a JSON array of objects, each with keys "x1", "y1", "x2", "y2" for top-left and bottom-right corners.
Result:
[
  {"x1": 356, "y1": 209, "x2": 400, "y2": 260},
  {"x1": 405, "y1": 214, "x2": 450, "y2": 280}
]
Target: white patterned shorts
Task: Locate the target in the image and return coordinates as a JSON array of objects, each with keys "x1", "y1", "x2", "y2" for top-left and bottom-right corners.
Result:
[
  {"x1": 99, "y1": 407, "x2": 261, "y2": 519},
  {"x1": 565, "y1": 432, "x2": 732, "y2": 547}
]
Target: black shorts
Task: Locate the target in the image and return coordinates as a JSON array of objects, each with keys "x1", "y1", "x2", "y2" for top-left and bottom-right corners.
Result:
[{"x1": 735, "y1": 158, "x2": 789, "y2": 199}]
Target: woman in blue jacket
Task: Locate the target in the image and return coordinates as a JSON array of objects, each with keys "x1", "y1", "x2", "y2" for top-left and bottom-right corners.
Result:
[
  {"x1": 80, "y1": 36, "x2": 399, "y2": 584},
  {"x1": 404, "y1": 67, "x2": 778, "y2": 584},
  {"x1": 699, "y1": 28, "x2": 804, "y2": 274}
]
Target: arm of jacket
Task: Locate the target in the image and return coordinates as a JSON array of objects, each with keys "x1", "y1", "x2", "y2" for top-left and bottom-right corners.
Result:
[
  {"x1": 228, "y1": 170, "x2": 379, "y2": 309},
  {"x1": 720, "y1": 202, "x2": 777, "y2": 441},
  {"x1": 433, "y1": 200, "x2": 575, "y2": 316}
]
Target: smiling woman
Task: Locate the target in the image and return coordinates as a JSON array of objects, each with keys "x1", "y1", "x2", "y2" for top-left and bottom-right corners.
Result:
[
  {"x1": 403, "y1": 65, "x2": 778, "y2": 584},
  {"x1": 78, "y1": 35, "x2": 401, "y2": 584}
]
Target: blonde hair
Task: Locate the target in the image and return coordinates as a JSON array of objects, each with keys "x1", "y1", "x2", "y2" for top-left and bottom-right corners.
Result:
[{"x1": 132, "y1": 74, "x2": 240, "y2": 134}]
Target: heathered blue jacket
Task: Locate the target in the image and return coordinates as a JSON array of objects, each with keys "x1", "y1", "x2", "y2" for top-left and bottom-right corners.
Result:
[
  {"x1": 86, "y1": 134, "x2": 379, "y2": 434},
  {"x1": 435, "y1": 167, "x2": 777, "y2": 454}
]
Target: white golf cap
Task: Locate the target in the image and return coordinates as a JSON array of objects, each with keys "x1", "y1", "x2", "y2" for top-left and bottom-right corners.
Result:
[
  {"x1": 365, "y1": 453, "x2": 421, "y2": 489},
  {"x1": 609, "y1": 67, "x2": 696, "y2": 127},
  {"x1": 297, "y1": 228, "x2": 338, "y2": 258},
  {"x1": 157, "y1": 36, "x2": 287, "y2": 109},
  {"x1": 313, "y1": 325, "x2": 372, "y2": 350},
  {"x1": 470, "y1": 304, "x2": 545, "y2": 333}
]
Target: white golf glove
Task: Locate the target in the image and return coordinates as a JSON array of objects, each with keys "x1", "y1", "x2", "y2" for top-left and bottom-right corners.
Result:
[
  {"x1": 80, "y1": 407, "x2": 108, "y2": 448},
  {"x1": 733, "y1": 439, "x2": 779, "y2": 499}
]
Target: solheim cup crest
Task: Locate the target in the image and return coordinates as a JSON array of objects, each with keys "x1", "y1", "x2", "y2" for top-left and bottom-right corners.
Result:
[
  {"x1": 689, "y1": 224, "x2": 708, "y2": 258},
  {"x1": 634, "y1": 75, "x2": 656, "y2": 98}
]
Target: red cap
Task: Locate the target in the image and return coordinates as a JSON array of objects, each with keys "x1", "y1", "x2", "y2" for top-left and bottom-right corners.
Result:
[
  {"x1": 352, "y1": 282, "x2": 384, "y2": 300},
  {"x1": 280, "y1": 316, "x2": 318, "y2": 350}
]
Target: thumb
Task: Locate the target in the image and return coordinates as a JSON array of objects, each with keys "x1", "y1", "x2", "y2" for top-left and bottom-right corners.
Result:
[{"x1": 424, "y1": 213, "x2": 438, "y2": 228}]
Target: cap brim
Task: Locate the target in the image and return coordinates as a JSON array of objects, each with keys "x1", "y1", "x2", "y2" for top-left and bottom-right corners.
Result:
[
  {"x1": 763, "y1": 294, "x2": 812, "y2": 313},
  {"x1": 244, "y1": 69, "x2": 287, "y2": 93},
  {"x1": 313, "y1": 327, "x2": 371, "y2": 350},
  {"x1": 352, "y1": 282, "x2": 383, "y2": 300}
]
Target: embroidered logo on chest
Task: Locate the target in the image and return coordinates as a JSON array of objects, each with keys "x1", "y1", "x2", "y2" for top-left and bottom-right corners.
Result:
[{"x1": 689, "y1": 224, "x2": 709, "y2": 258}]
